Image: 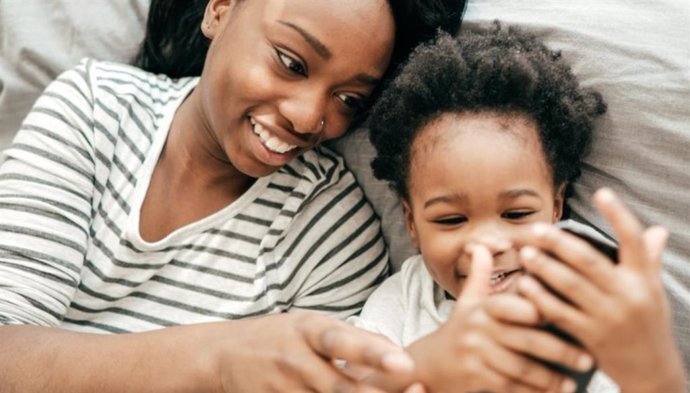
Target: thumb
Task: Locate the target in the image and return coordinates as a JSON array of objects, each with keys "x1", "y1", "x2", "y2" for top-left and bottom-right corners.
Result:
[{"x1": 457, "y1": 244, "x2": 494, "y2": 304}]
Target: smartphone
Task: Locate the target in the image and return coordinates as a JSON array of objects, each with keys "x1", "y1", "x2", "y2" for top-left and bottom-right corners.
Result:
[
  {"x1": 536, "y1": 220, "x2": 618, "y2": 392},
  {"x1": 555, "y1": 220, "x2": 618, "y2": 263}
]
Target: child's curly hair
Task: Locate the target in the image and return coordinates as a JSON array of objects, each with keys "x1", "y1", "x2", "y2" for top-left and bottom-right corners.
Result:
[{"x1": 369, "y1": 22, "x2": 607, "y2": 201}]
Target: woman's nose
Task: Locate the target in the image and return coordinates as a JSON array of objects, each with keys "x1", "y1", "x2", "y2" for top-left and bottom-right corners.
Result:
[{"x1": 279, "y1": 88, "x2": 327, "y2": 135}]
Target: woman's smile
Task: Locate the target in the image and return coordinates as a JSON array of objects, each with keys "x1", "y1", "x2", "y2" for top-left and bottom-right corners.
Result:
[{"x1": 249, "y1": 116, "x2": 299, "y2": 154}]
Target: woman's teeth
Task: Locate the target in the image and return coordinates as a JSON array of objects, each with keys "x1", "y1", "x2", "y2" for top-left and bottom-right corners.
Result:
[{"x1": 250, "y1": 117, "x2": 298, "y2": 154}]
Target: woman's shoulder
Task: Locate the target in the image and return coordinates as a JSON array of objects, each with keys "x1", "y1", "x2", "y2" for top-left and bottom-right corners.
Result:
[
  {"x1": 288, "y1": 145, "x2": 347, "y2": 180},
  {"x1": 278, "y1": 145, "x2": 358, "y2": 202},
  {"x1": 78, "y1": 58, "x2": 198, "y2": 103}
]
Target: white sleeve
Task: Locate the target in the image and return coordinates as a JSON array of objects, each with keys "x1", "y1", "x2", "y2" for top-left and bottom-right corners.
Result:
[
  {"x1": 0, "y1": 60, "x2": 96, "y2": 326},
  {"x1": 348, "y1": 271, "x2": 406, "y2": 347}
]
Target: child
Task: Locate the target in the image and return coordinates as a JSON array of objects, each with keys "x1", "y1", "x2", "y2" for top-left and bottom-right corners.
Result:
[{"x1": 351, "y1": 23, "x2": 681, "y2": 392}]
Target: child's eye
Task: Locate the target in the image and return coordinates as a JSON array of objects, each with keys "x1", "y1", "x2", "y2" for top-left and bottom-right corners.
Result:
[
  {"x1": 335, "y1": 93, "x2": 366, "y2": 113},
  {"x1": 434, "y1": 216, "x2": 467, "y2": 226},
  {"x1": 502, "y1": 211, "x2": 535, "y2": 220},
  {"x1": 276, "y1": 49, "x2": 307, "y2": 76}
]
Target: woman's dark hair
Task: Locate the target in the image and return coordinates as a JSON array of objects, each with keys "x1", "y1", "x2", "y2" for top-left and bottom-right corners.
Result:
[
  {"x1": 369, "y1": 23, "x2": 607, "y2": 201},
  {"x1": 135, "y1": 0, "x2": 466, "y2": 79},
  {"x1": 135, "y1": 0, "x2": 210, "y2": 78}
]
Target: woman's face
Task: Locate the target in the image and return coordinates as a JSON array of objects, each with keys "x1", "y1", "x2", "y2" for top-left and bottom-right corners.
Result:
[{"x1": 195, "y1": 0, "x2": 395, "y2": 178}]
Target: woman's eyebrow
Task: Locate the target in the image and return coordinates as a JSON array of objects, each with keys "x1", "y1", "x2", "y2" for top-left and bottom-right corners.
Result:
[{"x1": 278, "y1": 21, "x2": 331, "y2": 59}]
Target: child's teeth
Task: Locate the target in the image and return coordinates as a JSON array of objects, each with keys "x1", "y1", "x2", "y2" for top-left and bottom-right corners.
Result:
[{"x1": 490, "y1": 272, "x2": 507, "y2": 285}]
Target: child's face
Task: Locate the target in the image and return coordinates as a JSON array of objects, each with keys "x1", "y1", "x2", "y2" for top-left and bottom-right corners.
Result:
[{"x1": 402, "y1": 111, "x2": 565, "y2": 299}]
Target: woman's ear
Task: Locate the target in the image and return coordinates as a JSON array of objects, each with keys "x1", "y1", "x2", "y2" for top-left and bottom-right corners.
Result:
[
  {"x1": 201, "y1": 0, "x2": 236, "y2": 39},
  {"x1": 401, "y1": 198, "x2": 420, "y2": 251},
  {"x1": 552, "y1": 182, "x2": 567, "y2": 222}
]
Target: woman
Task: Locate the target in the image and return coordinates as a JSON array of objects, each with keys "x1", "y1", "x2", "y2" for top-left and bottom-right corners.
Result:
[{"x1": 0, "y1": 0, "x2": 464, "y2": 391}]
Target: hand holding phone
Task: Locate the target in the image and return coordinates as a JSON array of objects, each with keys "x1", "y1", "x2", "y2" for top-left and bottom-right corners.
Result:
[
  {"x1": 518, "y1": 190, "x2": 685, "y2": 393},
  {"x1": 534, "y1": 220, "x2": 619, "y2": 393}
]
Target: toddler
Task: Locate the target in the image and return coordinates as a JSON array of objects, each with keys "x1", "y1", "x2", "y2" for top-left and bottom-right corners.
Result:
[{"x1": 353, "y1": 23, "x2": 615, "y2": 392}]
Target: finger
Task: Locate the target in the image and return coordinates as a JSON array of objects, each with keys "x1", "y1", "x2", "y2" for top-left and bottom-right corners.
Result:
[
  {"x1": 340, "y1": 362, "x2": 372, "y2": 382},
  {"x1": 643, "y1": 225, "x2": 668, "y2": 268},
  {"x1": 593, "y1": 188, "x2": 647, "y2": 271},
  {"x1": 517, "y1": 275, "x2": 593, "y2": 346},
  {"x1": 485, "y1": 317, "x2": 594, "y2": 374},
  {"x1": 485, "y1": 305, "x2": 592, "y2": 374},
  {"x1": 304, "y1": 318, "x2": 414, "y2": 374},
  {"x1": 480, "y1": 338, "x2": 575, "y2": 392},
  {"x1": 302, "y1": 350, "x2": 404, "y2": 393},
  {"x1": 519, "y1": 246, "x2": 607, "y2": 312},
  {"x1": 458, "y1": 243, "x2": 494, "y2": 302},
  {"x1": 514, "y1": 224, "x2": 618, "y2": 291},
  {"x1": 484, "y1": 293, "x2": 541, "y2": 326},
  {"x1": 472, "y1": 356, "x2": 560, "y2": 393},
  {"x1": 355, "y1": 366, "x2": 419, "y2": 393},
  {"x1": 288, "y1": 350, "x2": 363, "y2": 393}
]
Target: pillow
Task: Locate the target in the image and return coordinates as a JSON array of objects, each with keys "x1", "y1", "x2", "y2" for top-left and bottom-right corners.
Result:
[
  {"x1": 0, "y1": 0, "x2": 150, "y2": 149},
  {"x1": 333, "y1": 0, "x2": 690, "y2": 383}
]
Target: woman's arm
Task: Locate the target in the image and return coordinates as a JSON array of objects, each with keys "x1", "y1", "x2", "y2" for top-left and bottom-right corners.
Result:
[
  {"x1": 0, "y1": 62, "x2": 97, "y2": 326},
  {"x1": 0, "y1": 313, "x2": 416, "y2": 392}
]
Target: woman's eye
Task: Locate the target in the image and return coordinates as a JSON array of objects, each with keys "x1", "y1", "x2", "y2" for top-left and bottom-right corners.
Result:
[
  {"x1": 434, "y1": 216, "x2": 467, "y2": 226},
  {"x1": 276, "y1": 49, "x2": 306, "y2": 76},
  {"x1": 502, "y1": 211, "x2": 535, "y2": 220},
  {"x1": 335, "y1": 93, "x2": 365, "y2": 112}
]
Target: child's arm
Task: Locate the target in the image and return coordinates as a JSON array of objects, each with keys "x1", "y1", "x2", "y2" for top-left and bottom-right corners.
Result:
[{"x1": 517, "y1": 188, "x2": 687, "y2": 393}]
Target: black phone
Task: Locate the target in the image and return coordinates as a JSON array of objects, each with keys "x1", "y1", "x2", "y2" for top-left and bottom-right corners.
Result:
[
  {"x1": 535, "y1": 220, "x2": 618, "y2": 392},
  {"x1": 555, "y1": 220, "x2": 618, "y2": 263}
]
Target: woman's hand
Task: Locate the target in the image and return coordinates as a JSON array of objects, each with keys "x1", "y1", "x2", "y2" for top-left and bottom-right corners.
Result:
[
  {"x1": 405, "y1": 245, "x2": 591, "y2": 393},
  {"x1": 211, "y1": 312, "x2": 416, "y2": 393},
  {"x1": 516, "y1": 188, "x2": 686, "y2": 392}
]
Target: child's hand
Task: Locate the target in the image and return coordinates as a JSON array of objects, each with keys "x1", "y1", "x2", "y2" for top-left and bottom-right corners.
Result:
[
  {"x1": 517, "y1": 188, "x2": 686, "y2": 392},
  {"x1": 406, "y1": 244, "x2": 591, "y2": 393}
]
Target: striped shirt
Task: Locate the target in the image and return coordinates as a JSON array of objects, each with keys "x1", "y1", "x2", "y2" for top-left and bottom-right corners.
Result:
[{"x1": 0, "y1": 59, "x2": 388, "y2": 333}]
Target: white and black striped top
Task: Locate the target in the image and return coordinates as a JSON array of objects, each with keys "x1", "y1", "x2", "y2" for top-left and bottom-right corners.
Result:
[{"x1": 0, "y1": 59, "x2": 388, "y2": 333}]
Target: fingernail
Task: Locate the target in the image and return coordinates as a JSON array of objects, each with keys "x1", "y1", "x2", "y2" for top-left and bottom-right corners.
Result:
[
  {"x1": 520, "y1": 246, "x2": 537, "y2": 261},
  {"x1": 596, "y1": 187, "x2": 615, "y2": 202},
  {"x1": 577, "y1": 354, "x2": 594, "y2": 371},
  {"x1": 382, "y1": 352, "x2": 415, "y2": 373},
  {"x1": 561, "y1": 378, "x2": 576, "y2": 393},
  {"x1": 532, "y1": 223, "x2": 550, "y2": 238}
]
